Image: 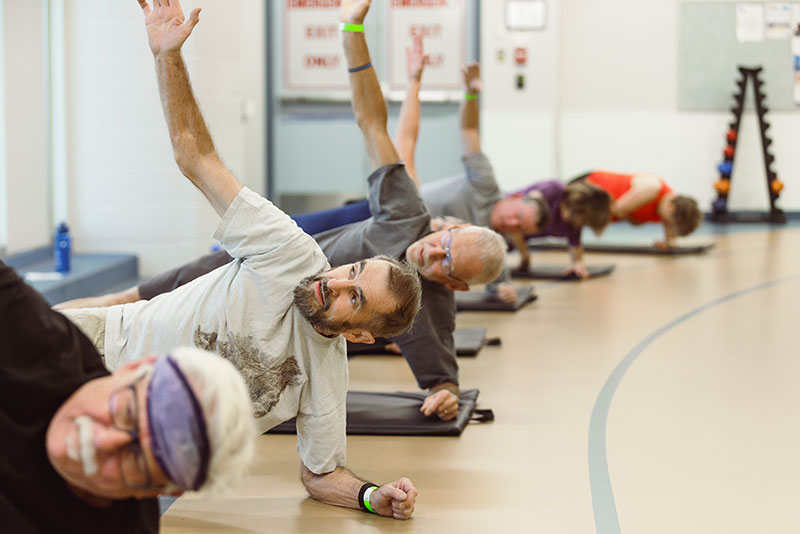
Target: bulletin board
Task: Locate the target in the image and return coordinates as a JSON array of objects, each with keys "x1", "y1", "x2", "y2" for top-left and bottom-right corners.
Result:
[{"x1": 678, "y1": 2, "x2": 798, "y2": 110}]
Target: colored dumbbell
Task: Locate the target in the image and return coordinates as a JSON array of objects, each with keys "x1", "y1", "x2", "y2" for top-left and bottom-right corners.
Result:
[
  {"x1": 723, "y1": 146, "x2": 735, "y2": 159},
  {"x1": 717, "y1": 161, "x2": 733, "y2": 176},
  {"x1": 770, "y1": 179, "x2": 784, "y2": 194},
  {"x1": 714, "y1": 179, "x2": 731, "y2": 195},
  {"x1": 726, "y1": 129, "x2": 738, "y2": 142}
]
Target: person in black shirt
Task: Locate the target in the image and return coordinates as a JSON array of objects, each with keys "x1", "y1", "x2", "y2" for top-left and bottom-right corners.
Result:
[{"x1": 0, "y1": 261, "x2": 255, "y2": 533}]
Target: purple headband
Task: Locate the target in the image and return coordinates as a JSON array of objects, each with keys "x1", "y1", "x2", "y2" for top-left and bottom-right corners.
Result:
[{"x1": 146, "y1": 355, "x2": 210, "y2": 491}]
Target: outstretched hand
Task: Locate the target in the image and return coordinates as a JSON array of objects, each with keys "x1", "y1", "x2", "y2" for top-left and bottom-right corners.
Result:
[
  {"x1": 340, "y1": 0, "x2": 371, "y2": 24},
  {"x1": 370, "y1": 478, "x2": 418, "y2": 520},
  {"x1": 137, "y1": 0, "x2": 200, "y2": 57},
  {"x1": 406, "y1": 35, "x2": 427, "y2": 82},
  {"x1": 462, "y1": 63, "x2": 482, "y2": 94}
]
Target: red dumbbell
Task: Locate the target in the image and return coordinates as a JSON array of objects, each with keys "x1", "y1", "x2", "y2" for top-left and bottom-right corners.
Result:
[
  {"x1": 726, "y1": 129, "x2": 737, "y2": 142},
  {"x1": 723, "y1": 146, "x2": 734, "y2": 158}
]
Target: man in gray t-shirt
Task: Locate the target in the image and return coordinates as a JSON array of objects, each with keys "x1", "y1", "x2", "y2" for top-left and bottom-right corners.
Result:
[
  {"x1": 396, "y1": 63, "x2": 551, "y2": 302},
  {"x1": 63, "y1": 0, "x2": 424, "y2": 521},
  {"x1": 315, "y1": 28, "x2": 508, "y2": 422},
  {"x1": 62, "y1": 19, "x2": 508, "y2": 426}
]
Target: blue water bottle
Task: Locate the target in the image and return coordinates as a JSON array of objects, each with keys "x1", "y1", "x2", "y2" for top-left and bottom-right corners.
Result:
[{"x1": 54, "y1": 222, "x2": 71, "y2": 273}]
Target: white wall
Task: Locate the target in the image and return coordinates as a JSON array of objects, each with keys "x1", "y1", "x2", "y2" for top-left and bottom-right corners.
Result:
[
  {"x1": 480, "y1": 0, "x2": 560, "y2": 189},
  {"x1": 62, "y1": 0, "x2": 265, "y2": 276},
  {"x1": 0, "y1": 0, "x2": 6, "y2": 252},
  {"x1": 2, "y1": 0, "x2": 50, "y2": 254},
  {"x1": 481, "y1": 0, "x2": 800, "y2": 211}
]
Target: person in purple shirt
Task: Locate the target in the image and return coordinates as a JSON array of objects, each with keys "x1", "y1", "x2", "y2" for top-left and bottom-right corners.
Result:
[{"x1": 511, "y1": 179, "x2": 612, "y2": 278}]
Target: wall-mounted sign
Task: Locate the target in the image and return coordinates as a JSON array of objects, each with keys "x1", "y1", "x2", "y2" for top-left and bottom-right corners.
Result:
[
  {"x1": 284, "y1": 0, "x2": 348, "y2": 91},
  {"x1": 506, "y1": 0, "x2": 547, "y2": 31},
  {"x1": 387, "y1": 0, "x2": 467, "y2": 91}
]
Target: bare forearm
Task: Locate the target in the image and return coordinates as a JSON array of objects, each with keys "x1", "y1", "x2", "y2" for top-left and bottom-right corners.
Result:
[
  {"x1": 460, "y1": 98, "x2": 480, "y2": 156},
  {"x1": 569, "y1": 245, "x2": 584, "y2": 263},
  {"x1": 342, "y1": 32, "x2": 398, "y2": 169},
  {"x1": 394, "y1": 78, "x2": 422, "y2": 185},
  {"x1": 615, "y1": 175, "x2": 661, "y2": 218},
  {"x1": 155, "y1": 52, "x2": 217, "y2": 168},
  {"x1": 154, "y1": 52, "x2": 241, "y2": 214},
  {"x1": 301, "y1": 465, "x2": 364, "y2": 510},
  {"x1": 663, "y1": 222, "x2": 677, "y2": 244},
  {"x1": 511, "y1": 232, "x2": 529, "y2": 254}
]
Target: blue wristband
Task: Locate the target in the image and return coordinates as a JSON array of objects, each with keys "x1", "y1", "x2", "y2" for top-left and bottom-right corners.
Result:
[{"x1": 348, "y1": 62, "x2": 372, "y2": 73}]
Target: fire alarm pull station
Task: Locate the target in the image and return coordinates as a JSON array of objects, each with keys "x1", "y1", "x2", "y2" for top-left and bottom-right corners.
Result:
[{"x1": 514, "y1": 47, "x2": 528, "y2": 66}]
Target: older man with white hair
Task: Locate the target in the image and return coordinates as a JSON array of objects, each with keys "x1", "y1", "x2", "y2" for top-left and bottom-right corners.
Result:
[{"x1": 0, "y1": 260, "x2": 255, "y2": 533}]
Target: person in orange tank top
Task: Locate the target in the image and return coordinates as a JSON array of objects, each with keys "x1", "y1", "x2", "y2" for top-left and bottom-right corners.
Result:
[{"x1": 577, "y1": 171, "x2": 702, "y2": 249}]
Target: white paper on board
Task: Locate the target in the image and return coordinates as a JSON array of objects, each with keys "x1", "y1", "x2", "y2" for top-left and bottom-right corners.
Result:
[
  {"x1": 765, "y1": 3, "x2": 792, "y2": 39},
  {"x1": 736, "y1": 3, "x2": 765, "y2": 42}
]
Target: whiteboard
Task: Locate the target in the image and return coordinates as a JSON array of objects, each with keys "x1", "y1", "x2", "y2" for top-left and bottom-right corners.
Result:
[{"x1": 679, "y1": 2, "x2": 798, "y2": 110}]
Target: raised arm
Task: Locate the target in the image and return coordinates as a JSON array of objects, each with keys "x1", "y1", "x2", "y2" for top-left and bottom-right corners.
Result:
[
  {"x1": 341, "y1": 0, "x2": 400, "y2": 170},
  {"x1": 611, "y1": 172, "x2": 662, "y2": 222},
  {"x1": 393, "y1": 35, "x2": 425, "y2": 186},
  {"x1": 460, "y1": 63, "x2": 481, "y2": 157},
  {"x1": 138, "y1": 0, "x2": 242, "y2": 216}
]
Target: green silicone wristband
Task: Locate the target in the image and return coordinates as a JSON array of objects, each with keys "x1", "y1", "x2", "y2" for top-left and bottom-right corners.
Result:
[
  {"x1": 465, "y1": 93, "x2": 478, "y2": 100},
  {"x1": 363, "y1": 485, "x2": 378, "y2": 513},
  {"x1": 339, "y1": 22, "x2": 364, "y2": 32}
]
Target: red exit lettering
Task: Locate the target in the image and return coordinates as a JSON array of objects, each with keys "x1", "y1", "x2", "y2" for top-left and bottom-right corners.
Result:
[
  {"x1": 305, "y1": 25, "x2": 338, "y2": 39},
  {"x1": 425, "y1": 53, "x2": 444, "y2": 68},
  {"x1": 304, "y1": 55, "x2": 340, "y2": 68},
  {"x1": 409, "y1": 24, "x2": 443, "y2": 38}
]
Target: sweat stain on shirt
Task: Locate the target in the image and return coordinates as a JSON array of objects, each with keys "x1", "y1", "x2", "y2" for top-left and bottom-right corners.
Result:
[{"x1": 194, "y1": 327, "x2": 301, "y2": 418}]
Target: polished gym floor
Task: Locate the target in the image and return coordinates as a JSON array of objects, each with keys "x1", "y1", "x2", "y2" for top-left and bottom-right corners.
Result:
[{"x1": 161, "y1": 222, "x2": 800, "y2": 534}]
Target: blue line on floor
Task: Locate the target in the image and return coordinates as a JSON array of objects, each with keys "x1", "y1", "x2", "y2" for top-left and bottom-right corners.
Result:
[{"x1": 587, "y1": 274, "x2": 800, "y2": 534}]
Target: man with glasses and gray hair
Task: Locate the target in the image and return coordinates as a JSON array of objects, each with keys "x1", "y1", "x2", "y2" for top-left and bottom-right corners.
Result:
[
  {"x1": 0, "y1": 260, "x2": 255, "y2": 533},
  {"x1": 312, "y1": 0, "x2": 506, "y2": 420}
]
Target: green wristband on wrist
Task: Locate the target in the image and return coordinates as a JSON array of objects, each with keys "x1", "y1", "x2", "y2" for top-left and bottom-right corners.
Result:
[
  {"x1": 363, "y1": 486, "x2": 378, "y2": 514},
  {"x1": 465, "y1": 92, "x2": 478, "y2": 100},
  {"x1": 339, "y1": 22, "x2": 364, "y2": 32},
  {"x1": 358, "y1": 482, "x2": 379, "y2": 514}
]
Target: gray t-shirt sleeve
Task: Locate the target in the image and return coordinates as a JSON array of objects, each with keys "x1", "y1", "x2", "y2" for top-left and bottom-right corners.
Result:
[
  {"x1": 315, "y1": 164, "x2": 431, "y2": 264},
  {"x1": 296, "y1": 392, "x2": 347, "y2": 474},
  {"x1": 390, "y1": 280, "x2": 458, "y2": 389},
  {"x1": 138, "y1": 250, "x2": 233, "y2": 300},
  {"x1": 214, "y1": 187, "x2": 324, "y2": 266},
  {"x1": 462, "y1": 151, "x2": 501, "y2": 198}
]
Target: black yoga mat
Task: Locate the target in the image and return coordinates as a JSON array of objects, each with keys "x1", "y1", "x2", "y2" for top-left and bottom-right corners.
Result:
[
  {"x1": 266, "y1": 389, "x2": 492, "y2": 436},
  {"x1": 455, "y1": 286, "x2": 537, "y2": 312},
  {"x1": 510, "y1": 263, "x2": 615, "y2": 280},
  {"x1": 525, "y1": 237, "x2": 715, "y2": 255},
  {"x1": 347, "y1": 327, "x2": 490, "y2": 357}
]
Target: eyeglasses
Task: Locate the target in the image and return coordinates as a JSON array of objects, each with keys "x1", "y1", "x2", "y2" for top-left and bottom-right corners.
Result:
[
  {"x1": 108, "y1": 372, "x2": 164, "y2": 490},
  {"x1": 440, "y1": 229, "x2": 466, "y2": 284}
]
